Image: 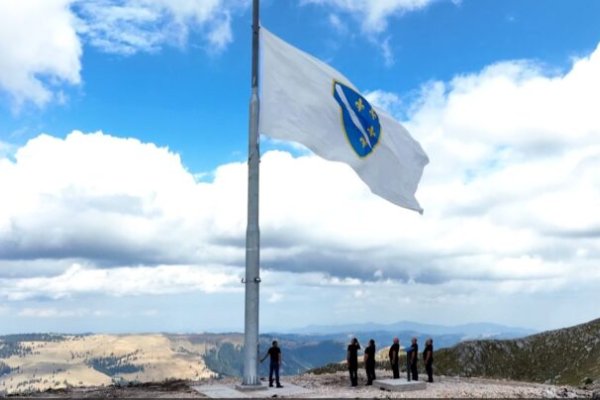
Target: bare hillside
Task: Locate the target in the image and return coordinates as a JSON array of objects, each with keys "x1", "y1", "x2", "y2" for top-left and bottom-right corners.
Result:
[{"x1": 0, "y1": 334, "x2": 214, "y2": 394}]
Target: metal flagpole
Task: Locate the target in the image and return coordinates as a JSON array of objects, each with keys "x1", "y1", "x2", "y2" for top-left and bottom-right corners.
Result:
[{"x1": 241, "y1": 0, "x2": 261, "y2": 387}]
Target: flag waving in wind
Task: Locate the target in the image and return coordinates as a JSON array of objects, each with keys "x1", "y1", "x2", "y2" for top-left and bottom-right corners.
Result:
[{"x1": 259, "y1": 27, "x2": 429, "y2": 213}]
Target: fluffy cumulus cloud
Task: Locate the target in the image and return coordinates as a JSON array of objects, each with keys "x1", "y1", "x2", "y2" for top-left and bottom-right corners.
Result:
[
  {"x1": 0, "y1": 0, "x2": 81, "y2": 109},
  {"x1": 408, "y1": 45, "x2": 600, "y2": 234},
  {"x1": 0, "y1": 132, "x2": 210, "y2": 266},
  {"x1": 365, "y1": 89, "x2": 404, "y2": 116},
  {"x1": 1, "y1": 42, "x2": 600, "y2": 330},
  {"x1": 0, "y1": 0, "x2": 246, "y2": 109}
]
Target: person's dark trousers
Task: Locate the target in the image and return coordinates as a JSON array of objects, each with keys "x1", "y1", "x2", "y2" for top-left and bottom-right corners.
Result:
[
  {"x1": 348, "y1": 366, "x2": 358, "y2": 386},
  {"x1": 365, "y1": 363, "x2": 376, "y2": 385},
  {"x1": 269, "y1": 361, "x2": 280, "y2": 387},
  {"x1": 410, "y1": 362, "x2": 418, "y2": 381},
  {"x1": 391, "y1": 362, "x2": 399, "y2": 379},
  {"x1": 426, "y1": 362, "x2": 433, "y2": 382}
]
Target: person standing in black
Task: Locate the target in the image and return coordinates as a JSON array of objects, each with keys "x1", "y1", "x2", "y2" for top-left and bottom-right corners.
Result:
[
  {"x1": 346, "y1": 337, "x2": 360, "y2": 387},
  {"x1": 409, "y1": 337, "x2": 419, "y2": 381},
  {"x1": 423, "y1": 338, "x2": 434, "y2": 383},
  {"x1": 389, "y1": 337, "x2": 400, "y2": 379},
  {"x1": 405, "y1": 342, "x2": 412, "y2": 381},
  {"x1": 364, "y1": 339, "x2": 376, "y2": 385},
  {"x1": 260, "y1": 340, "x2": 283, "y2": 388}
]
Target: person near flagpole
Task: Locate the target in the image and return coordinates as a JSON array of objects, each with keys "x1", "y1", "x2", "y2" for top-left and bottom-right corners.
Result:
[
  {"x1": 389, "y1": 337, "x2": 400, "y2": 379},
  {"x1": 409, "y1": 337, "x2": 419, "y2": 381},
  {"x1": 364, "y1": 339, "x2": 377, "y2": 385},
  {"x1": 423, "y1": 338, "x2": 434, "y2": 383},
  {"x1": 346, "y1": 337, "x2": 361, "y2": 387},
  {"x1": 260, "y1": 340, "x2": 283, "y2": 388}
]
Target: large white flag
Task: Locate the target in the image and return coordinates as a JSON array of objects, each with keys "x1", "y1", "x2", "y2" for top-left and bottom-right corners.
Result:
[{"x1": 259, "y1": 27, "x2": 429, "y2": 213}]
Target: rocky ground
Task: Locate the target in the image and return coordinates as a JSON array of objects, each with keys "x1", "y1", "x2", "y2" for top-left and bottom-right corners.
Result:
[
  {"x1": 11, "y1": 369, "x2": 599, "y2": 398},
  {"x1": 291, "y1": 371, "x2": 596, "y2": 398}
]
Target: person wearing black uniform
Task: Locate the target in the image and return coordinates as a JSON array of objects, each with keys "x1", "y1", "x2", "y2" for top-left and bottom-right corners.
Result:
[
  {"x1": 409, "y1": 337, "x2": 419, "y2": 381},
  {"x1": 260, "y1": 340, "x2": 283, "y2": 388},
  {"x1": 423, "y1": 338, "x2": 434, "y2": 383},
  {"x1": 364, "y1": 339, "x2": 376, "y2": 385},
  {"x1": 389, "y1": 337, "x2": 400, "y2": 379},
  {"x1": 346, "y1": 337, "x2": 360, "y2": 386}
]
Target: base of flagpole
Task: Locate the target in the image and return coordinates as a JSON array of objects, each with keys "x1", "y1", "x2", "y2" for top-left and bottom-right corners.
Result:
[{"x1": 235, "y1": 382, "x2": 267, "y2": 392}]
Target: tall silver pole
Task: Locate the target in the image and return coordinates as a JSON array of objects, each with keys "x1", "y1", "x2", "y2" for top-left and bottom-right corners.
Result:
[{"x1": 242, "y1": 0, "x2": 261, "y2": 387}]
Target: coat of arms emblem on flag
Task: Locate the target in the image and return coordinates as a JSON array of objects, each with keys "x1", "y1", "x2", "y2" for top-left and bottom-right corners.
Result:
[{"x1": 333, "y1": 81, "x2": 381, "y2": 158}]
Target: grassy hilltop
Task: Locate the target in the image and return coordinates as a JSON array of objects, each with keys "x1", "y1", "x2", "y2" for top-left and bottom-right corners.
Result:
[
  {"x1": 308, "y1": 318, "x2": 600, "y2": 388},
  {"x1": 434, "y1": 318, "x2": 600, "y2": 386}
]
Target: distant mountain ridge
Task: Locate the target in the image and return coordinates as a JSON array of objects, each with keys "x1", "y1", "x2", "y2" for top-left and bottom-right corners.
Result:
[
  {"x1": 434, "y1": 317, "x2": 600, "y2": 386},
  {"x1": 293, "y1": 320, "x2": 536, "y2": 339}
]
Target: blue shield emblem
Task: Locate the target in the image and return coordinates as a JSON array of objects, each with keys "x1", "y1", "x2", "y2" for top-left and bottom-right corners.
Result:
[{"x1": 333, "y1": 81, "x2": 381, "y2": 158}]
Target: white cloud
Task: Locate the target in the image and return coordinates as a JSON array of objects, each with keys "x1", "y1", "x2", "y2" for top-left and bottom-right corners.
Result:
[
  {"x1": 0, "y1": 0, "x2": 246, "y2": 109},
  {"x1": 303, "y1": 0, "x2": 436, "y2": 33},
  {"x1": 327, "y1": 13, "x2": 347, "y2": 35},
  {"x1": 18, "y1": 307, "x2": 88, "y2": 318},
  {"x1": 407, "y1": 44, "x2": 600, "y2": 234},
  {"x1": 304, "y1": 1, "x2": 439, "y2": 67},
  {"x1": 75, "y1": 0, "x2": 243, "y2": 54},
  {"x1": 379, "y1": 36, "x2": 394, "y2": 66},
  {"x1": 365, "y1": 89, "x2": 403, "y2": 116},
  {"x1": 3, "y1": 263, "x2": 241, "y2": 301},
  {"x1": 1, "y1": 92, "x2": 599, "y2": 292},
  {"x1": 0, "y1": 131, "x2": 215, "y2": 266},
  {"x1": 0, "y1": 0, "x2": 81, "y2": 109},
  {"x1": 267, "y1": 292, "x2": 284, "y2": 304}
]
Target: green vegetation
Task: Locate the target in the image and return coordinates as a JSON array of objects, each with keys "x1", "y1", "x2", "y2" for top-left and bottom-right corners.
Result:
[
  {"x1": 309, "y1": 319, "x2": 600, "y2": 387},
  {"x1": 87, "y1": 355, "x2": 144, "y2": 376},
  {"x1": 0, "y1": 334, "x2": 70, "y2": 359},
  {"x1": 202, "y1": 337, "x2": 348, "y2": 378},
  {"x1": 203, "y1": 342, "x2": 244, "y2": 377},
  {"x1": 0, "y1": 333, "x2": 68, "y2": 343},
  {"x1": 433, "y1": 318, "x2": 600, "y2": 386},
  {"x1": 0, "y1": 361, "x2": 12, "y2": 376},
  {"x1": 0, "y1": 341, "x2": 32, "y2": 358}
]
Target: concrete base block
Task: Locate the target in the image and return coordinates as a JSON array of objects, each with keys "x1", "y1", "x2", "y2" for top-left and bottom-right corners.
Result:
[
  {"x1": 374, "y1": 378, "x2": 427, "y2": 392},
  {"x1": 193, "y1": 382, "x2": 310, "y2": 398},
  {"x1": 193, "y1": 384, "x2": 251, "y2": 398},
  {"x1": 234, "y1": 383, "x2": 268, "y2": 392}
]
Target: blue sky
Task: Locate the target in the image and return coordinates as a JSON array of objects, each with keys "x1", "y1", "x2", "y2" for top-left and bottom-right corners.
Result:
[{"x1": 1, "y1": 0, "x2": 600, "y2": 334}]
